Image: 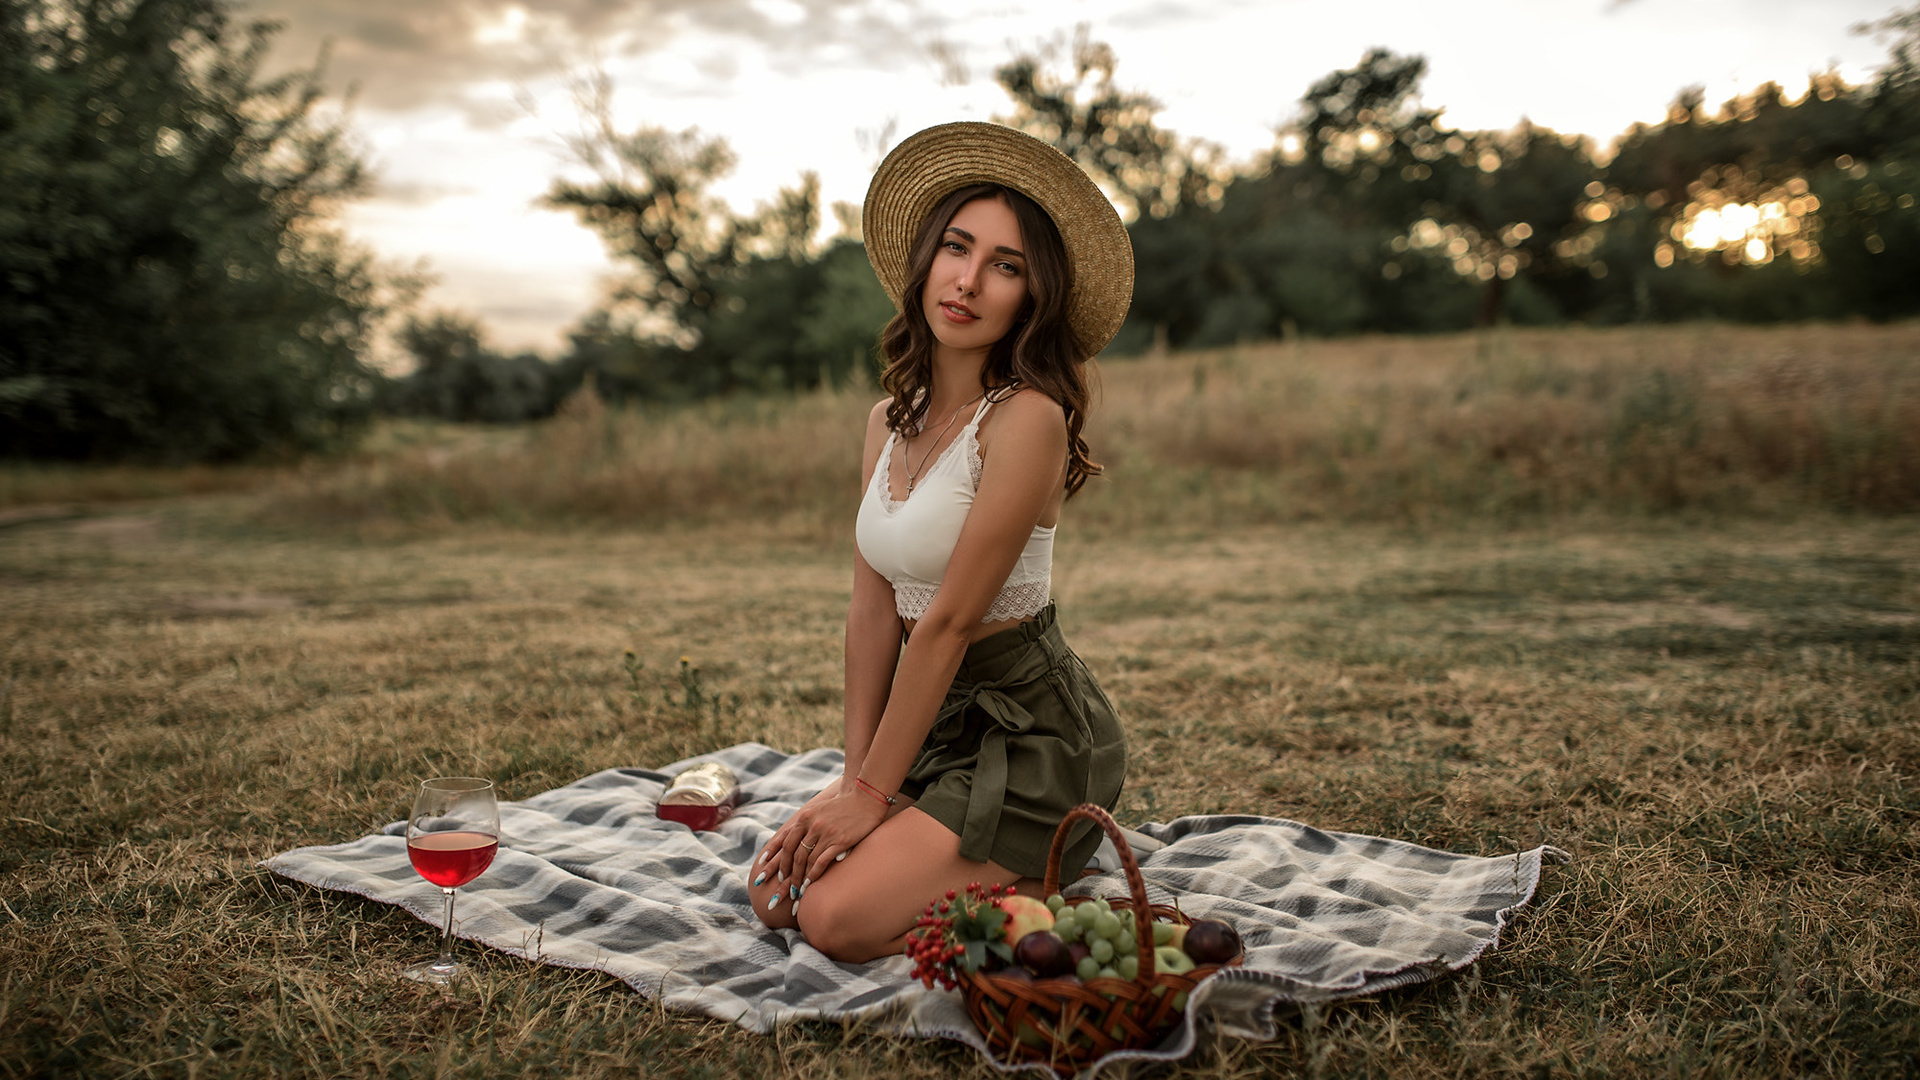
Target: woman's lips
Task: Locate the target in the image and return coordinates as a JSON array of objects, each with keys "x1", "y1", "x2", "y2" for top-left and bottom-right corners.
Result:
[{"x1": 940, "y1": 301, "x2": 978, "y2": 323}]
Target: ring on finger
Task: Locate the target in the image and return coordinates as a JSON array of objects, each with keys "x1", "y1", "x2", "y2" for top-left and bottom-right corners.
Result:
[{"x1": 801, "y1": 840, "x2": 816, "y2": 850}]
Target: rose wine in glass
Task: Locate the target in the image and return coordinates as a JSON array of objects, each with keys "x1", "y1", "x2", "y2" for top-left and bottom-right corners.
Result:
[{"x1": 403, "y1": 777, "x2": 499, "y2": 984}]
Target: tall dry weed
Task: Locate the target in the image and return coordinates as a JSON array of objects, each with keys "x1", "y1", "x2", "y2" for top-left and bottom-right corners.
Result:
[
  {"x1": 258, "y1": 322, "x2": 1919, "y2": 533},
  {"x1": 1079, "y1": 322, "x2": 1920, "y2": 527},
  {"x1": 267, "y1": 380, "x2": 873, "y2": 536}
]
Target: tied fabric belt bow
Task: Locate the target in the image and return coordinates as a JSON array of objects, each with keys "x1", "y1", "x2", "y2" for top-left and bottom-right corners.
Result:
[{"x1": 927, "y1": 632, "x2": 1086, "y2": 864}]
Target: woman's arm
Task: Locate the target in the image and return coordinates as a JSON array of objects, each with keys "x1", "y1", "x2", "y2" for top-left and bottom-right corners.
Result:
[
  {"x1": 754, "y1": 401, "x2": 902, "y2": 893},
  {"x1": 842, "y1": 400, "x2": 905, "y2": 786}
]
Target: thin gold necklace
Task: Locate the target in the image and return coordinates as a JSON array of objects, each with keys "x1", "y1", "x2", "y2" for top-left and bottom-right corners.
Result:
[{"x1": 905, "y1": 392, "x2": 984, "y2": 494}]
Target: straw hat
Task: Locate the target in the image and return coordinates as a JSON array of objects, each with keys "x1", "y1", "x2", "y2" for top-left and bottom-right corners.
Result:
[{"x1": 863, "y1": 121, "x2": 1135, "y2": 357}]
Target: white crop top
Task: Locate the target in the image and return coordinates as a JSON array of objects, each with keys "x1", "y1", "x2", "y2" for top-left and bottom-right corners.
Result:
[{"x1": 854, "y1": 396, "x2": 1055, "y2": 623}]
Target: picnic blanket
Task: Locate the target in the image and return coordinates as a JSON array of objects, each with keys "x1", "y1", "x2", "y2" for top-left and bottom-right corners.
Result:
[{"x1": 266, "y1": 743, "x2": 1568, "y2": 1076}]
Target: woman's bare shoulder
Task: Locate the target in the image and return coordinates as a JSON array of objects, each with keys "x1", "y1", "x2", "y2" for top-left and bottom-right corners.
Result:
[
  {"x1": 977, "y1": 387, "x2": 1066, "y2": 472},
  {"x1": 858, "y1": 397, "x2": 896, "y2": 483},
  {"x1": 986, "y1": 386, "x2": 1066, "y2": 434}
]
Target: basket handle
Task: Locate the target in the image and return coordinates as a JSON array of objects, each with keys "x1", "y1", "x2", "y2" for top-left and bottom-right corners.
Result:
[{"x1": 1041, "y1": 803, "x2": 1156, "y2": 978}]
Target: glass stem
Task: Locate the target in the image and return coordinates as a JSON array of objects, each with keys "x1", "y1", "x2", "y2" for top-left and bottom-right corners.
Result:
[{"x1": 438, "y1": 887, "x2": 458, "y2": 968}]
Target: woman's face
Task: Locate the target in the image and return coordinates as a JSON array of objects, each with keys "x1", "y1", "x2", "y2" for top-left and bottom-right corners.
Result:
[{"x1": 920, "y1": 195, "x2": 1030, "y2": 356}]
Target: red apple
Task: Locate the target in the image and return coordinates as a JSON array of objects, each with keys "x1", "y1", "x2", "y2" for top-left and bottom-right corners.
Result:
[{"x1": 999, "y1": 894, "x2": 1055, "y2": 947}]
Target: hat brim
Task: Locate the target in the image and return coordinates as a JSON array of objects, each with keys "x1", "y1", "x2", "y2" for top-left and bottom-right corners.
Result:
[{"x1": 863, "y1": 122, "x2": 1135, "y2": 357}]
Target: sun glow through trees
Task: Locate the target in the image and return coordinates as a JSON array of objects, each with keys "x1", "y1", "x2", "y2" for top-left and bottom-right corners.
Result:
[{"x1": 1667, "y1": 173, "x2": 1821, "y2": 268}]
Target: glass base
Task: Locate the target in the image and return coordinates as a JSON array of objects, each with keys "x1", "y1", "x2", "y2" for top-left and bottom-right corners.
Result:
[{"x1": 401, "y1": 956, "x2": 468, "y2": 985}]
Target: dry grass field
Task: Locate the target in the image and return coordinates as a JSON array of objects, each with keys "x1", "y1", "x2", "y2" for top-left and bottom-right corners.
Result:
[
  {"x1": 2, "y1": 323, "x2": 1917, "y2": 1078},
  {"x1": 11, "y1": 319, "x2": 1902, "y2": 530}
]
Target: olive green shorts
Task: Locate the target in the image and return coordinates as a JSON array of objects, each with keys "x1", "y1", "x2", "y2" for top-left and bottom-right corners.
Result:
[{"x1": 897, "y1": 604, "x2": 1126, "y2": 880}]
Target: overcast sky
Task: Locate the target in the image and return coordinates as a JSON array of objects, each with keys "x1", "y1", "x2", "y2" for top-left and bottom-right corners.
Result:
[{"x1": 242, "y1": 0, "x2": 1907, "y2": 352}]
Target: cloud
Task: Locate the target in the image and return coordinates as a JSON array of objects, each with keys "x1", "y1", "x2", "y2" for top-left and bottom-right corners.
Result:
[
  {"x1": 366, "y1": 179, "x2": 481, "y2": 205},
  {"x1": 242, "y1": 0, "x2": 924, "y2": 113},
  {"x1": 1106, "y1": 0, "x2": 1252, "y2": 31}
]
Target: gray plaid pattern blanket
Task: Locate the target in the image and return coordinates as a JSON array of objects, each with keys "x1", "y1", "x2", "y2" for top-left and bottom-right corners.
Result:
[{"x1": 266, "y1": 743, "x2": 1567, "y2": 1075}]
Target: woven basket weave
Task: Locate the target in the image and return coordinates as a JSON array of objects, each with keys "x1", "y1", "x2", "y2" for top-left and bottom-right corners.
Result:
[{"x1": 961, "y1": 804, "x2": 1241, "y2": 1075}]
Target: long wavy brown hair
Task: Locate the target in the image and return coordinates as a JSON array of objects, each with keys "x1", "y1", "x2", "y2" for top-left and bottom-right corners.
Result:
[{"x1": 877, "y1": 184, "x2": 1102, "y2": 497}]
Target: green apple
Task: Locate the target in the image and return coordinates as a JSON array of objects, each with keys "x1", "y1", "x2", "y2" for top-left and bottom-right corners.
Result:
[
  {"x1": 1154, "y1": 945, "x2": 1195, "y2": 977},
  {"x1": 1162, "y1": 922, "x2": 1188, "y2": 953}
]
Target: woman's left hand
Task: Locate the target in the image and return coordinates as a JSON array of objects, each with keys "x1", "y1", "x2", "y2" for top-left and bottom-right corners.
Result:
[{"x1": 757, "y1": 782, "x2": 889, "y2": 895}]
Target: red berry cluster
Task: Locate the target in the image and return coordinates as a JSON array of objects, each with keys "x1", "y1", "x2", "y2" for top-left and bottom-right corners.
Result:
[{"x1": 906, "y1": 881, "x2": 1012, "y2": 990}]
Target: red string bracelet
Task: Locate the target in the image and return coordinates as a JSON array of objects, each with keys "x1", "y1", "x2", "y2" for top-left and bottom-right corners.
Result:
[{"x1": 853, "y1": 776, "x2": 896, "y2": 807}]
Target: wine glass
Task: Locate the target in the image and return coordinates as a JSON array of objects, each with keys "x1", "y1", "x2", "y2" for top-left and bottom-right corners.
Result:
[{"x1": 403, "y1": 777, "x2": 499, "y2": 985}]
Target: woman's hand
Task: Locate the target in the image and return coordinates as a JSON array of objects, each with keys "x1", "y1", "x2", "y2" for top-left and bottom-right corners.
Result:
[{"x1": 755, "y1": 779, "x2": 889, "y2": 900}]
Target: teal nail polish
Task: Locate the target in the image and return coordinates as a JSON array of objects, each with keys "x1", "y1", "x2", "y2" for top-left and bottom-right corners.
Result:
[
  {"x1": 768, "y1": 894, "x2": 782, "y2": 911},
  {"x1": 752, "y1": 872, "x2": 766, "y2": 887}
]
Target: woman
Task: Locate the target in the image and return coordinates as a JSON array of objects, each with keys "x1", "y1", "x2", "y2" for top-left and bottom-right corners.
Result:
[{"x1": 748, "y1": 122, "x2": 1133, "y2": 963}]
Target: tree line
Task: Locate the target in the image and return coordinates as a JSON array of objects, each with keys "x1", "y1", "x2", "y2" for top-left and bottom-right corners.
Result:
[
  {"x1": 3, "y1": 0, "x2": 1917, "y2": 459},
  {"x1": 1, "y1": 0, "x2": 390, "y2": 460}
]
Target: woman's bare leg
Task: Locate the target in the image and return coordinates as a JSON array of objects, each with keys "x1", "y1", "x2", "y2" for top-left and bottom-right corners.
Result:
[
  {"x1": 792, "y1": 806, "x2": 1025, "y2": 962},
  {"x1": 748, "y1": 793, "x2": 916, "y2": 931}
]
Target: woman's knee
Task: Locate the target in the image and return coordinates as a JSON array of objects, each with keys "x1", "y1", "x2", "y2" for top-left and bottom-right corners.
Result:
[
  {"x1": 794, "y1": 880, "x2": 892, "y2": 962},
  {"x1": 748, "y1": 871, "x2": 799, "y2": 931}
]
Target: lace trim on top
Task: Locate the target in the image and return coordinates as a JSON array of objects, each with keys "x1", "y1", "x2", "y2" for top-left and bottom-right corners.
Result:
[
  {"x1": 983, "y1": 579, "x2": 1051, "y2": 623},
  {"x1": 892, "y1": 578, "x2": 1050, "y2": 624}
]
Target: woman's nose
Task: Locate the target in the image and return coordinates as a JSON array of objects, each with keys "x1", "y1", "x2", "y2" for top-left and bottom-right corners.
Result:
[{"x1": 954, "y1": 256, "x2": 980, "y2": 295}]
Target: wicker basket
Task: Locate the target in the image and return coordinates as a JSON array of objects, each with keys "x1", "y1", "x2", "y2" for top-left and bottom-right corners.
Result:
[{"x1": 961, "y1": 804, "x2": 1242, "y2": 1075}]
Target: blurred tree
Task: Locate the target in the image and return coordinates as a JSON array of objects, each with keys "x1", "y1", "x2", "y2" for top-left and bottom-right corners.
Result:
[
  {"x1": 1425, "y1": 124, "x2": 1603, "y2": 325},
  {"x1": 705, "y1": 238, "x2": 893, "y2": 394},
  {"x1": 545, "y1": 33, "x2": 1920, "y2": 385},
  {"x1": 794, "y1": 239, "x2": 896, "y2": 382},
  {"x1": 548, "y1": 74, "x2": 892, "y2": 397},
  {"x1": 994, "y1": 25, "x2": 1226, "y2": 219},
  {"x1": 1606, "y1": 81, "x2": 1873, "y2": 216},
  {"x1": 387, "y1": 311, "x2": 555, "y2": 423},
  {"x1": 0, "y1": 0, "x2": 391, "y2": 461},
  {"x1": 1107, "y1": 35, "x2": 1920, "y2": 349},
  {"x1": 1286, "y1": 49, "x2": 1601, "y2": 326},
  {"x1": 1117, "y1": 47, "x2": 1500, "y2": 347},
  {"x1": 1603, "y1": 45, "x2": 1919, "y2": 324},
  {"x1": 1830, "y1": 4, "x2": 1920, "y2": 315},
  {"x1": 754, "y1": 171, "x2": 823, "y2": 263},
  {"x1": 1859, "y1": 3, "x2": 1920, "y2": 156},
  {"x1": 545, "y1": 71, "x2": 747, "y2": 372},
  {"x1": 548, "y1": 311, "x2": 675, "y2": 406},
  {"x1": 1295, "y1": 48, "x2": 1448, "y2": 176}
]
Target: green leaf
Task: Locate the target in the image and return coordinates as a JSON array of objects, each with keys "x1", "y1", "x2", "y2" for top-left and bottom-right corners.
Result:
[{"x1": 948, "y1": 899, "x2": 1010, "y2": 948}]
